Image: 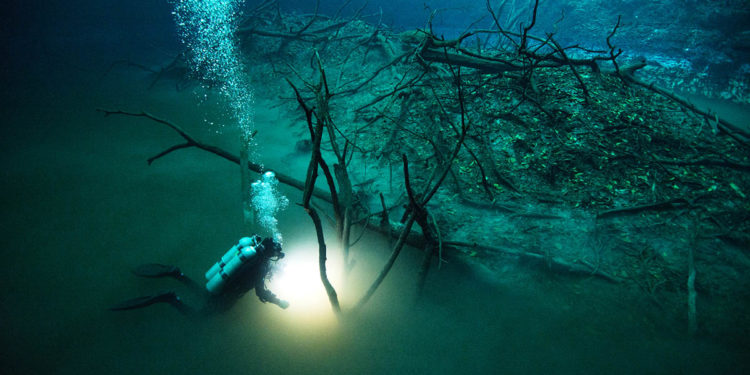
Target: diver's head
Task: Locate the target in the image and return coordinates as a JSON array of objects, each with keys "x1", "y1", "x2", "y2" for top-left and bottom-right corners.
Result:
[{"x1": 258, "y1": 237, "x2": 284, "y2": 260}]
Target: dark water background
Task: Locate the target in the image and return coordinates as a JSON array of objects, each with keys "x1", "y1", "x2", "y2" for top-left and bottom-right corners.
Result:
[{"x1": 2, "y1": 1, "x2": 749, "y2": 374}]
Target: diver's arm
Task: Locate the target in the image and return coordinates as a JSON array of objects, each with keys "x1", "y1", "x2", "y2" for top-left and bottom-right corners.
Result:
[{"x1": 254, "y1": 278, "x2": 289, "y2": 309}]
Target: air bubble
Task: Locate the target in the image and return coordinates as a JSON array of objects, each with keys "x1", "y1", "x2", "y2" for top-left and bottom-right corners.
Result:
[
  {"x1": 172, "y1": 0, "x2": 254, "y2": 140},
  {"x1": 251, "y1": 172, "x2": 289, "y2": 244}
]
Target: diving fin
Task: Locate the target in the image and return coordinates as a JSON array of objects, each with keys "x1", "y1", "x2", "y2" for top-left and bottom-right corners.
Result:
[
  {"x1": 109, "y1": 291, "x2": 180, "y2": 311},
  {"x1": 132, "y1": 263, "x2": 183, "y2": 279}
]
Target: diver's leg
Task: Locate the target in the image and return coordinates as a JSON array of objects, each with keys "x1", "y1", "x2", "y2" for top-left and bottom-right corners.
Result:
[
  {"x1": 109, "y1": 291, "x2": 180, "y2": 311},
  {"x1": 109, "y1": 290, "x2": 197, "y2": 315}
]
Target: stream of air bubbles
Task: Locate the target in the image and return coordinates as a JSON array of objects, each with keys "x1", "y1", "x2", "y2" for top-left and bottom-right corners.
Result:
[{"x1": 172, "y1": 0, "x2": 287, "y2": 234}]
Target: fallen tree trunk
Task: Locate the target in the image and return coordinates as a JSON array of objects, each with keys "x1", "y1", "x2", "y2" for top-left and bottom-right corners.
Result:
[{"x1": 442, "y1": 240, "x2": 621, "y2": 283}]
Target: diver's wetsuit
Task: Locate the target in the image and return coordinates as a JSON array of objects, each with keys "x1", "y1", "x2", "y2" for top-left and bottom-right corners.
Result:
[{"x1": 110, "y1": 237, "x2": 288, "y2": 314}]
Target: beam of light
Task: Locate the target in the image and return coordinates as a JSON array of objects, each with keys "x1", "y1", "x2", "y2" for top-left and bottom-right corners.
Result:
[{"x1": 267, "y1": 242, "x2": 344, "y2": 327}]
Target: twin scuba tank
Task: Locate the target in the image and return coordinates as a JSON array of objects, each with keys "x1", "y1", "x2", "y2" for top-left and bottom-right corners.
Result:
[{"x1": 205, "y1": 236, "x2": 262, "y2": 294}]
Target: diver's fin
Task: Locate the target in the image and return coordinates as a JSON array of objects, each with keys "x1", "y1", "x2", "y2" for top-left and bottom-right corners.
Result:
[
  {"x1": 109, "y1": 291, "x2": 179, "y2": 311},
  {"x1": 132, "y1": 263, "x2": 183, "y2": 278}
]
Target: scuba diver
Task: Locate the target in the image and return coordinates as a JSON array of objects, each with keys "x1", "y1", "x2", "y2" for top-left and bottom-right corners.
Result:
[{"x1": 110, "y1": 236, "x2": 289, "y2": 314}]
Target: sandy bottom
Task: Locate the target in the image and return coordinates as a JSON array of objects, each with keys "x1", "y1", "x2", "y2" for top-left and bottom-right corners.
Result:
[{"x1": 1, "y1": 53, "x2": 748, "y2": 375}]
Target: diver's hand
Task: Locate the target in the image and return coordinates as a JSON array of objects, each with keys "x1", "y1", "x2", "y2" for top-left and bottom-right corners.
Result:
[{"x1": 278, "y1": 300, "x2": 290, "y2": 309}]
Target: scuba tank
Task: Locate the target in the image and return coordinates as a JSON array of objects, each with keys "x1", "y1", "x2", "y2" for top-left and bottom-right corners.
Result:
[
  {"x1": 205, "y1": 236, "x2": 263, "y2": 295},
  {"x1": 204, "y1": 236, "x2": 258, "y2": 280}
]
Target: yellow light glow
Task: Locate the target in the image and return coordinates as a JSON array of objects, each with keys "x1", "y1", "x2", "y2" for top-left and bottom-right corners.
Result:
[{"x1": 267, "y1": 243, "x2": 343, "y2": 326}]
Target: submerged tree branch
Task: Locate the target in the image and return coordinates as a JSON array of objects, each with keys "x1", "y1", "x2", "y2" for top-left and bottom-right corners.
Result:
[{"x1": 97, "y1": 108, "x2": 333, "y2": 203}]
